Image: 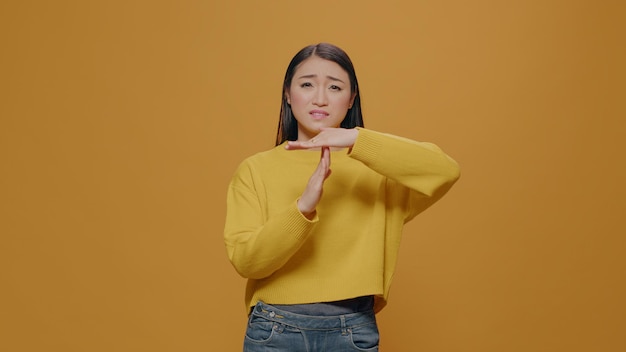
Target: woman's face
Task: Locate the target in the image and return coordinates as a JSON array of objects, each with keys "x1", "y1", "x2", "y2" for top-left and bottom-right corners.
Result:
[{"x1": 285, "y1": 56, "x2": 355, "y2": 141}]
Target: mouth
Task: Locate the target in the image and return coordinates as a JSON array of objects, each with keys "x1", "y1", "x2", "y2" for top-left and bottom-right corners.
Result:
[{"x1": 309, "y1": 110, "x2": 329, "y2": 119}]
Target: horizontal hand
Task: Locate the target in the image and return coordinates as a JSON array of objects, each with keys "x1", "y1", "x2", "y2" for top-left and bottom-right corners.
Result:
[{"x1": 285, "y1": 128, "x2": 359, "y2": 150}]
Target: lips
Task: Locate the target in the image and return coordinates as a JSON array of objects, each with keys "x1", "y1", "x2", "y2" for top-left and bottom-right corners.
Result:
[{"x1": 309, "y1": 110, "x2": 329, "y2": 119}]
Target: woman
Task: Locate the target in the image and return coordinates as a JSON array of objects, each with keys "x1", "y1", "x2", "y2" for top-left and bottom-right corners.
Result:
[{"x1": 224, "y1": 43, "x2": 460, "y2": 351}]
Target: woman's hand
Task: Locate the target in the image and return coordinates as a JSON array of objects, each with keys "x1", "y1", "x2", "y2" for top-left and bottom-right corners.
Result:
[
  {"x1": 285, "y1": 127, "x2": 359, "y2": 150},
  {"x1": 297, "y1": 146, "x2": 332, "y2": 219}
]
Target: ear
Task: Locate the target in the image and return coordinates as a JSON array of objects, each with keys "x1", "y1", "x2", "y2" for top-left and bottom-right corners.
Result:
[
  {"x1": 349, "y1": 92, "x2": 356, "y2": 108},
  {"x1": 285, "y1": 90, "x2": 291, "y2": 105}
]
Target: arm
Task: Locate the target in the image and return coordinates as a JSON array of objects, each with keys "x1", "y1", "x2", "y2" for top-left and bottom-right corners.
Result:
[
  {"x1": 287, "y1": 127, "x2": 460, "y2": 219},
  {"x1": 348, "y1": 128, "x2": 460, "y2": 197},
  {"x1": 224, "y1": 150, "x2": 331, "y2": 279},
  {"x1": 348, "y1": 128, "x2": 460, "y2": 220}
]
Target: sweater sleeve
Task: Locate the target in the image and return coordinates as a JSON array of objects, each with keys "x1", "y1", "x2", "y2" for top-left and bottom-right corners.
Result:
[
  {"x1": 348, "y1": 128, "x2": 461, "y2": 220},
  {"x1": 223, "y1": 160, "x2": 318, "y2": 279}
]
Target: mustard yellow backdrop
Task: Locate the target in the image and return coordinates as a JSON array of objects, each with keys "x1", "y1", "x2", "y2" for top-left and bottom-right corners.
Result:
[{"x1": 1, "y1": 1, "x2": 624, "y2": 351}]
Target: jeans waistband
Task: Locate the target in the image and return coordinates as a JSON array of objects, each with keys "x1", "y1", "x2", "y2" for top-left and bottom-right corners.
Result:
[{"x1": 251, "y1": 301, "x2": 376, "y2": 331}]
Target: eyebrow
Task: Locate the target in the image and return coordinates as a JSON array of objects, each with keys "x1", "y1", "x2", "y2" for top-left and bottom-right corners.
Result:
[{"x1": 296, "y1": 74, "x2": 345, "y2": 83}]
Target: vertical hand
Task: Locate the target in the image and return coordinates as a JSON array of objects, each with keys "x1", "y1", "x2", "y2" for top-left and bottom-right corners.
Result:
[{"x1": 297, "y1": 147, "x2": 332, "y2": 219}]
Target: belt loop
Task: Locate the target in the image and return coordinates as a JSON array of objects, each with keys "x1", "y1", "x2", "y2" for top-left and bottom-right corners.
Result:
[{"x1": 340, "y1": 315, "x2": 347, "y2": 335}]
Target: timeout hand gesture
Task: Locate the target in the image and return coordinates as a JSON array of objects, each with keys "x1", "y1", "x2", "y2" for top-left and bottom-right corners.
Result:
[{"x1": 286, "y1": 128, "x2": 359, "y2": 219}]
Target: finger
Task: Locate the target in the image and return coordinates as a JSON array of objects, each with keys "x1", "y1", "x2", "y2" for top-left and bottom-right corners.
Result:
[
  {"x1": 307, "y1": 148, "x2": 326, "y2": 185},
  {"x1": 285, "y1": 136, "x2": 323, "y2": 150},
  {"x1": 316, "y1": 147, "x2": 329, "y2": 177},
  {"x1": 321, "y1": 147, "x2": 332, "y2": 179},
  {"x1": 322, "y1": 146, "x2": 330, "y2": 166},
  {"x1": 285, "y1": 140, "x2": 312, "y2": 150},
  {"x1": 310, "y1": 148, "x2": 331, "y2": 188}
]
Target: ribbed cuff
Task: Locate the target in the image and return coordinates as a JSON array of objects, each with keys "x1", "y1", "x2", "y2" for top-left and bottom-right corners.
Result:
[
  {"x1": 348, "y1": 128, "x2": 383, "y2": 165},
  {"x1": 284, "y1": 199, "x2": 318, "y2": 241}
]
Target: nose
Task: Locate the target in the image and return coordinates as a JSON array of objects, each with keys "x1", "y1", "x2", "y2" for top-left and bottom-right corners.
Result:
[{"x1": 312, "y1": 87, "x2": 328, "y2": 106}]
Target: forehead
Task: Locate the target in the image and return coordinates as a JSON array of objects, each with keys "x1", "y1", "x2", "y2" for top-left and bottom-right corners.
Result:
[{"x1": 293, "y1": 56, "x2": 349, "y2": 80}]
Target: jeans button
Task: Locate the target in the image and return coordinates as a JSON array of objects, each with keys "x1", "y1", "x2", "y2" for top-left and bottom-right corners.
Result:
[{"x1": 269, "y1": 311, "x2": 275, "y2": 318}]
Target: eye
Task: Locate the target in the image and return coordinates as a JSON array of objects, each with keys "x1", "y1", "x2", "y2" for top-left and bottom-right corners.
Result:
[
  {"x1": 329, "y1": 85, "x2": 342, "y2": 91},
  {"x1": 300, "y1": 82, "x2": 313, "y2": 88}
]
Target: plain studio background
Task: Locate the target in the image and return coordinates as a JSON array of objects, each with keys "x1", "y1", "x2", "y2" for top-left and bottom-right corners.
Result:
[{"x1": 1, "y1": 1, "x2": 624, "y2": 351}]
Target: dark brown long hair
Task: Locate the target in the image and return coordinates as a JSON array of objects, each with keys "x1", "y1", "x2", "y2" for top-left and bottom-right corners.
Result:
[{"x1": 275, "y1": 43, "x2": 364, "y2": 145}]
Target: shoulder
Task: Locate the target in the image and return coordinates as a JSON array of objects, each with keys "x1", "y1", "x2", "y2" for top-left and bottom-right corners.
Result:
[
  {"x1": 231, "y1": 144, "x2": 287, "y2": 178},
  {"x1": 237, "y1": 144, "x2": 286, "y2": 168}
]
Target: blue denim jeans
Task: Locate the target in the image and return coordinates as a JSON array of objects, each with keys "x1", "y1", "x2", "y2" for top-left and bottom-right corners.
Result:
[{"x1": 243, "y1": 301, "x2": 379, "y2": 351}]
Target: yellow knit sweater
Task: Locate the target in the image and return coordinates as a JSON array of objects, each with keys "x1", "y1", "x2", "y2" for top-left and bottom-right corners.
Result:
[{"x1": 224, "y1": 128, "x2": 460, "y2": 312}]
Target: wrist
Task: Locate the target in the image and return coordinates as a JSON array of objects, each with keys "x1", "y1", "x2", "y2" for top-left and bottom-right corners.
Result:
[
  {"x1": 297, "y1": 199, "x2": 316, "y2": 219},
  {"x1": 301, "y1": 209, "x2": 316, "y2": 220}
]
